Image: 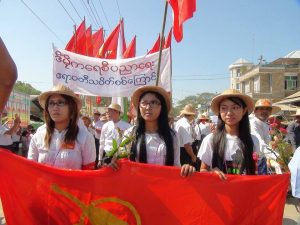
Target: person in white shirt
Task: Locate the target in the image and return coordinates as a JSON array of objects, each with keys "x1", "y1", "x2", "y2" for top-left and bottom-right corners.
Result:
[
  {"x1": 90, "y1": 111, "x2": 105, "y2": 167},
  {"x1": 250, "y1": 99, "x2": 281, "y2": 174},
  {"x1": 198, "y1": 89, "x2": 260, "y2": 179},
  {"x1": 174, "y1": 104, "x2": 197, "y2": 167},
  {"x1": 28, "y1": 85, "x2": 96, "y2": 170},
  {"x1": 99, "y1": 103, "x2": 131, "y2": 165},
  {"x1": 109, "y1": 85, "x2": 195, "y2": 177}
]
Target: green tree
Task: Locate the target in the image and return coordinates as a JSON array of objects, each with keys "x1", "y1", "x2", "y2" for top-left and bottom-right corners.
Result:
[
  {"x1": 172, "y1": 92, "x2": 217, "y2": 117},
  {"x1": 13, "y1": 81, "x2": 41, "y2": 95}
]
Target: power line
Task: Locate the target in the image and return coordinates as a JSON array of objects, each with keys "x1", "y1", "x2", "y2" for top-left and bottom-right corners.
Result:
[
  {"x1": 67, "y1": 0, "x2": 83, "y2": 21},
  {"x1": 20, "y1": 0, "x2": 65, "y2": 45},
  {"x1": 97, "y1": 0, "x2": 111, "y2": 30},
  {"x1": 115, "y1": 0, "x2": 122, "y2": 18},
  {"x1": 173, "y1": 77, "x2": 229, "y2": 81},
  {"x1": 173, "y1": 73, "x2": 229, "y2": 78},
  {"x1": 80, "y1": 0, "x2": 98, "y2": 26},
  {"x1": 89, "y1": 0, "x2": 103, "y2": 28},
  {"x1": 87, "y1": 0, "x2": 101, "y2": 27},
  {"x1": 57, "y1": 0, "x2": 76, "y2": 24}
]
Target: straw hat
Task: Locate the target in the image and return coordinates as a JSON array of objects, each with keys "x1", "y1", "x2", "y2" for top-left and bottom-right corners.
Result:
[
  {"x1": 180, "y1": 104, "x2": 196, "y2": 116},
  {"x1": 211, "y1": 89, "x2": 254, "y2": 115},
  {"x1": 132, "y1": 86, "x2": 171, "y2": 112},
  {"x1": 108, "y1": 103, "x2": 122, "y2": 113},
  {"x1": 198, "y1": 113, "x2": 209, "y2": 120},
  {"x1": 291, "y1": 109, "x2": 300, "y2": 117},
  {"x1": 38, "y1": 84, "x2": 82, "y2": 110},
  {"x1": 254, "y1": 99, "x2": 280, "y2": 114}
]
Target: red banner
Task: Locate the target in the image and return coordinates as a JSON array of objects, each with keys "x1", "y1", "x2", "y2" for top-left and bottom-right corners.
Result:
[{"x1": 0, "y1": 149, "x2": 289, "y2": 225}]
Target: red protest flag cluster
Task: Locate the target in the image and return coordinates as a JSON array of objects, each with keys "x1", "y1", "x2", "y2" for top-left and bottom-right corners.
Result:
[{"x1": 0, "y1": 149, "x2": 289, "y2": 225}]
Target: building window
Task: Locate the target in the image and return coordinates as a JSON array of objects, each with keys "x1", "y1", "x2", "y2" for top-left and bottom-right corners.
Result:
[
  {"x1": 254, "y1": 76, "x2": 260, "y2": 93},
  {"x1": 245, "y1": 81, "x2": 250, "y2": 93},
  {"x1": 237, "y1": 68, "x2": 241, "y2": 77},
  {"x1": 285, "y1": 75, "x2": 298, "y2": 90},
  {"x1": 236, "y1": 83, "x2": 240, "y2": 90}
]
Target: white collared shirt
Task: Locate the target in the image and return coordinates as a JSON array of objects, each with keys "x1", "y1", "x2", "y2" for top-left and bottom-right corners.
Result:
[
  {"x1": 28, "y1": 124, "x2": 96, "y2": 169},
  {"x1": 174, "y1": 117, "x2": 194, "y2": 147}
]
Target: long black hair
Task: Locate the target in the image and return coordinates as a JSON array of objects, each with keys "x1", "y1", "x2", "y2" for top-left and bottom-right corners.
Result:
[
  {"x1": 130, "y1": 91, "x2": 175, "y2": 165},
  {"x1": 212, "y1": 97, "x2": 255, "y2": 174}
]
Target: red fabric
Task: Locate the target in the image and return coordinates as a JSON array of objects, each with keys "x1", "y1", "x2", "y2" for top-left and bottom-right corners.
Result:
[
  {"x1": 95, "y1": 96, "x2": 101, "y2": 105},
  {"x1": 85, "y1": 26, "x2": 93, "y2": 56},
  {"x1": 65, "y1": 20, "x2": 86, "y2": 52},
  {"x1": 164, "y1": 28, "x2": 172, "y2": 48},
  {"x1": 167, "y1": 0, "x2": 196, "y2": 42},
  {"x1": 0, "y1": 149, "x2": 289, "y2": 225},
  {"x1": 98, "y1": 23, "x2": 120, "y2": 59},
  {"x1": 92, "y1": 28, "x2": 104, "y2": 57},
  {"x1": 147, "y1": 34, "x2": 161, "y2": 54},
  {"x1": 123, "y1": 36, "x2": 136, "y2": 58}
]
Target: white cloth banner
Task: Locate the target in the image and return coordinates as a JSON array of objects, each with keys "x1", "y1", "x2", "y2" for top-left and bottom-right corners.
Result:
[{"x1": 53, "y1": 47, "x2": 171, "y2": 97}]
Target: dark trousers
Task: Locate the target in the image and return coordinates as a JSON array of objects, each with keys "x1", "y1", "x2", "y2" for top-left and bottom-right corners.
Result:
[
  {"x1": 12, "y1": 141, "x2": 20, "y2": 154},
  {"x1": 94, "y1": 138, "x2": 100, "y2": 169},
  {"x1": 180, "y1": 146, "x2": 201, "y2": 171}
]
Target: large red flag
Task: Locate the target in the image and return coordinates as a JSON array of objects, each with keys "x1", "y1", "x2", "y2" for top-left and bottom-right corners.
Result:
[
  {"x1": 65, "y1": 20, "x2": 86, "y2": 52},
  {"x1": 0, "y1": 149, "x2": 289, "y2": 225},
  {"x1": 147, "y1": 34, "x2": 161, "y2": 54},
  {"x1": 123, "y1": 36, "x2": 136, "y2": 58},
  {"x1": 167, "y1": 0, "x2": 196, "y2": 42},
  {"x1": 98, "y1": 23, "x2": 120, "y2": 59},
  {"x1": 92, "y1": 27, "x2": 104, "y2": 57}
]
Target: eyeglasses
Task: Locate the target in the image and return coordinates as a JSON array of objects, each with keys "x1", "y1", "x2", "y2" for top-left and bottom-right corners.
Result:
[
  {"x1": 48, "y1": 100, "x2": 68, "y2": 108},
  {"x1": 139, "y1": 100, "x2": 161, "y2": 108}
]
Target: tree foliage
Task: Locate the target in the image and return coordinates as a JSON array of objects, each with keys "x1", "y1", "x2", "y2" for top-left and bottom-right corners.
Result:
[
  {"x1": 171, "y1": 92, "x2": 217, "y2": 117},
  {"x1": 13, "y1": 81, "x2": 41, "y2": 95}
]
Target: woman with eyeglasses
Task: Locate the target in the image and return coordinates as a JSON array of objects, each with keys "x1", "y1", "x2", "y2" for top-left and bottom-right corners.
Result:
[
  {"x1": 27, "y1": 85, "x2": 96, "y2": 170},
  {"x1": 109, "y1": 86, "x2": 195, "y2": 177},
  {"x1": 198, "y1": 89, "x2": 260, "y2": 179}
]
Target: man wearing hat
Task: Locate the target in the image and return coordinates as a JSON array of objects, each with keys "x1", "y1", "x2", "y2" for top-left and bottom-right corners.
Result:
[
  {"x1": 99, "y1": 103, "x2": 131, "y2": 165},
  {"x1": 250, "y1": 99, "x2": 280, "y2": 174},
  {"x1": 174, "y1": 104, "x2": 198, "y2": 167},
  {"x1": 286, "y1": 109, "x2": 300, "y2": 150}
]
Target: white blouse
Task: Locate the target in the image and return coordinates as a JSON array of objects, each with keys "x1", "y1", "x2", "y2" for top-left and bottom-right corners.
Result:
[
  {"x1": 28, "y1": 124, "x2": 96, "y2": 169},
  {"x1": 124, "y1": 127, "x2": 181, "y2": 166}
]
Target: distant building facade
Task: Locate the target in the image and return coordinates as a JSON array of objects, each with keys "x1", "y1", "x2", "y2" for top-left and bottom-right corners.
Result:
[{"x1": 229, "y1": 51, "x2": 300, "y2": 102}]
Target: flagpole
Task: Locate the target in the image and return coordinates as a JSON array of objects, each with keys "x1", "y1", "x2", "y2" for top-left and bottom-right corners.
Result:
[{"x1": 155, "y1": 0, "x2": 168, "y2": 86}]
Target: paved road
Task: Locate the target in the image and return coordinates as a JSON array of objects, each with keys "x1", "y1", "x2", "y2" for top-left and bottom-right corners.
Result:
[{"x1": 1, "y1": 197, "x2": 299, "y2": 224}]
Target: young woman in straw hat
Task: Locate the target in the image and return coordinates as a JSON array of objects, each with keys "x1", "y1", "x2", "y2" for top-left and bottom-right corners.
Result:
[
  {"x1": 198, "y1": 89, "x2": 260, "y2": 179},
  {"x1": 109, "y1": 86, "x2": 195, "y2": 177},
  {"x1": 27, "y1": 85, "x2": 96, "y2": 170}
]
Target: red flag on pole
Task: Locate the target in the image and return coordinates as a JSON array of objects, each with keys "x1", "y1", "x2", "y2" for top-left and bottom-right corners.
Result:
[
  {"x1": 65, "y1": 20, "x2": 86, "y2": 52},
  {"x1": 120, "y1": 19, "x2": 127, "y2": 55},
  {"x1": 164, "y1": 28, "x2": 172, "y2": 48},
  {"x1": 123, "y1": 36, "x2": 136, "y2": 58},
  {"x1": 167, "y1": 0, "x2": 196, "y2": 42},
  {"x1": 147, "y1": 34, "x2": 162, "y2": 54},
  {"x1": 97, "y1": 23, "x2": 120, "y2": 59},
  {"x1": 86, "y1": 25, "x2": 93, "y2": 56},
  {"x1": 92, "y1": 28, "x2": 104, "y2": 57}
]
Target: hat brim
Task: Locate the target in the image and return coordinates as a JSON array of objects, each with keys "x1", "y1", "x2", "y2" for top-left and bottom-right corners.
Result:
[
  {"x1": 211, "y1": 93, "x2": 254, "y2": 115},
  {"x1": 132, "y1": 86, "x2": 171, "y2": 112},
  {"x1": 180, "y1": 110, "x2": 196, "y2": 116},
  {"x1": 39, "y1": 90, "x2": 82, "y2": 110}
]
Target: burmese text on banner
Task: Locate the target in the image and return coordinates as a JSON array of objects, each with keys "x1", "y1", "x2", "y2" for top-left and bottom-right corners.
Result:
[
  {"x1": 0, "y1": 149, "x2": 289, "y2": 225},
  {"x1": 53, "y1": 47, "x2": 171, "y2": 97}
]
